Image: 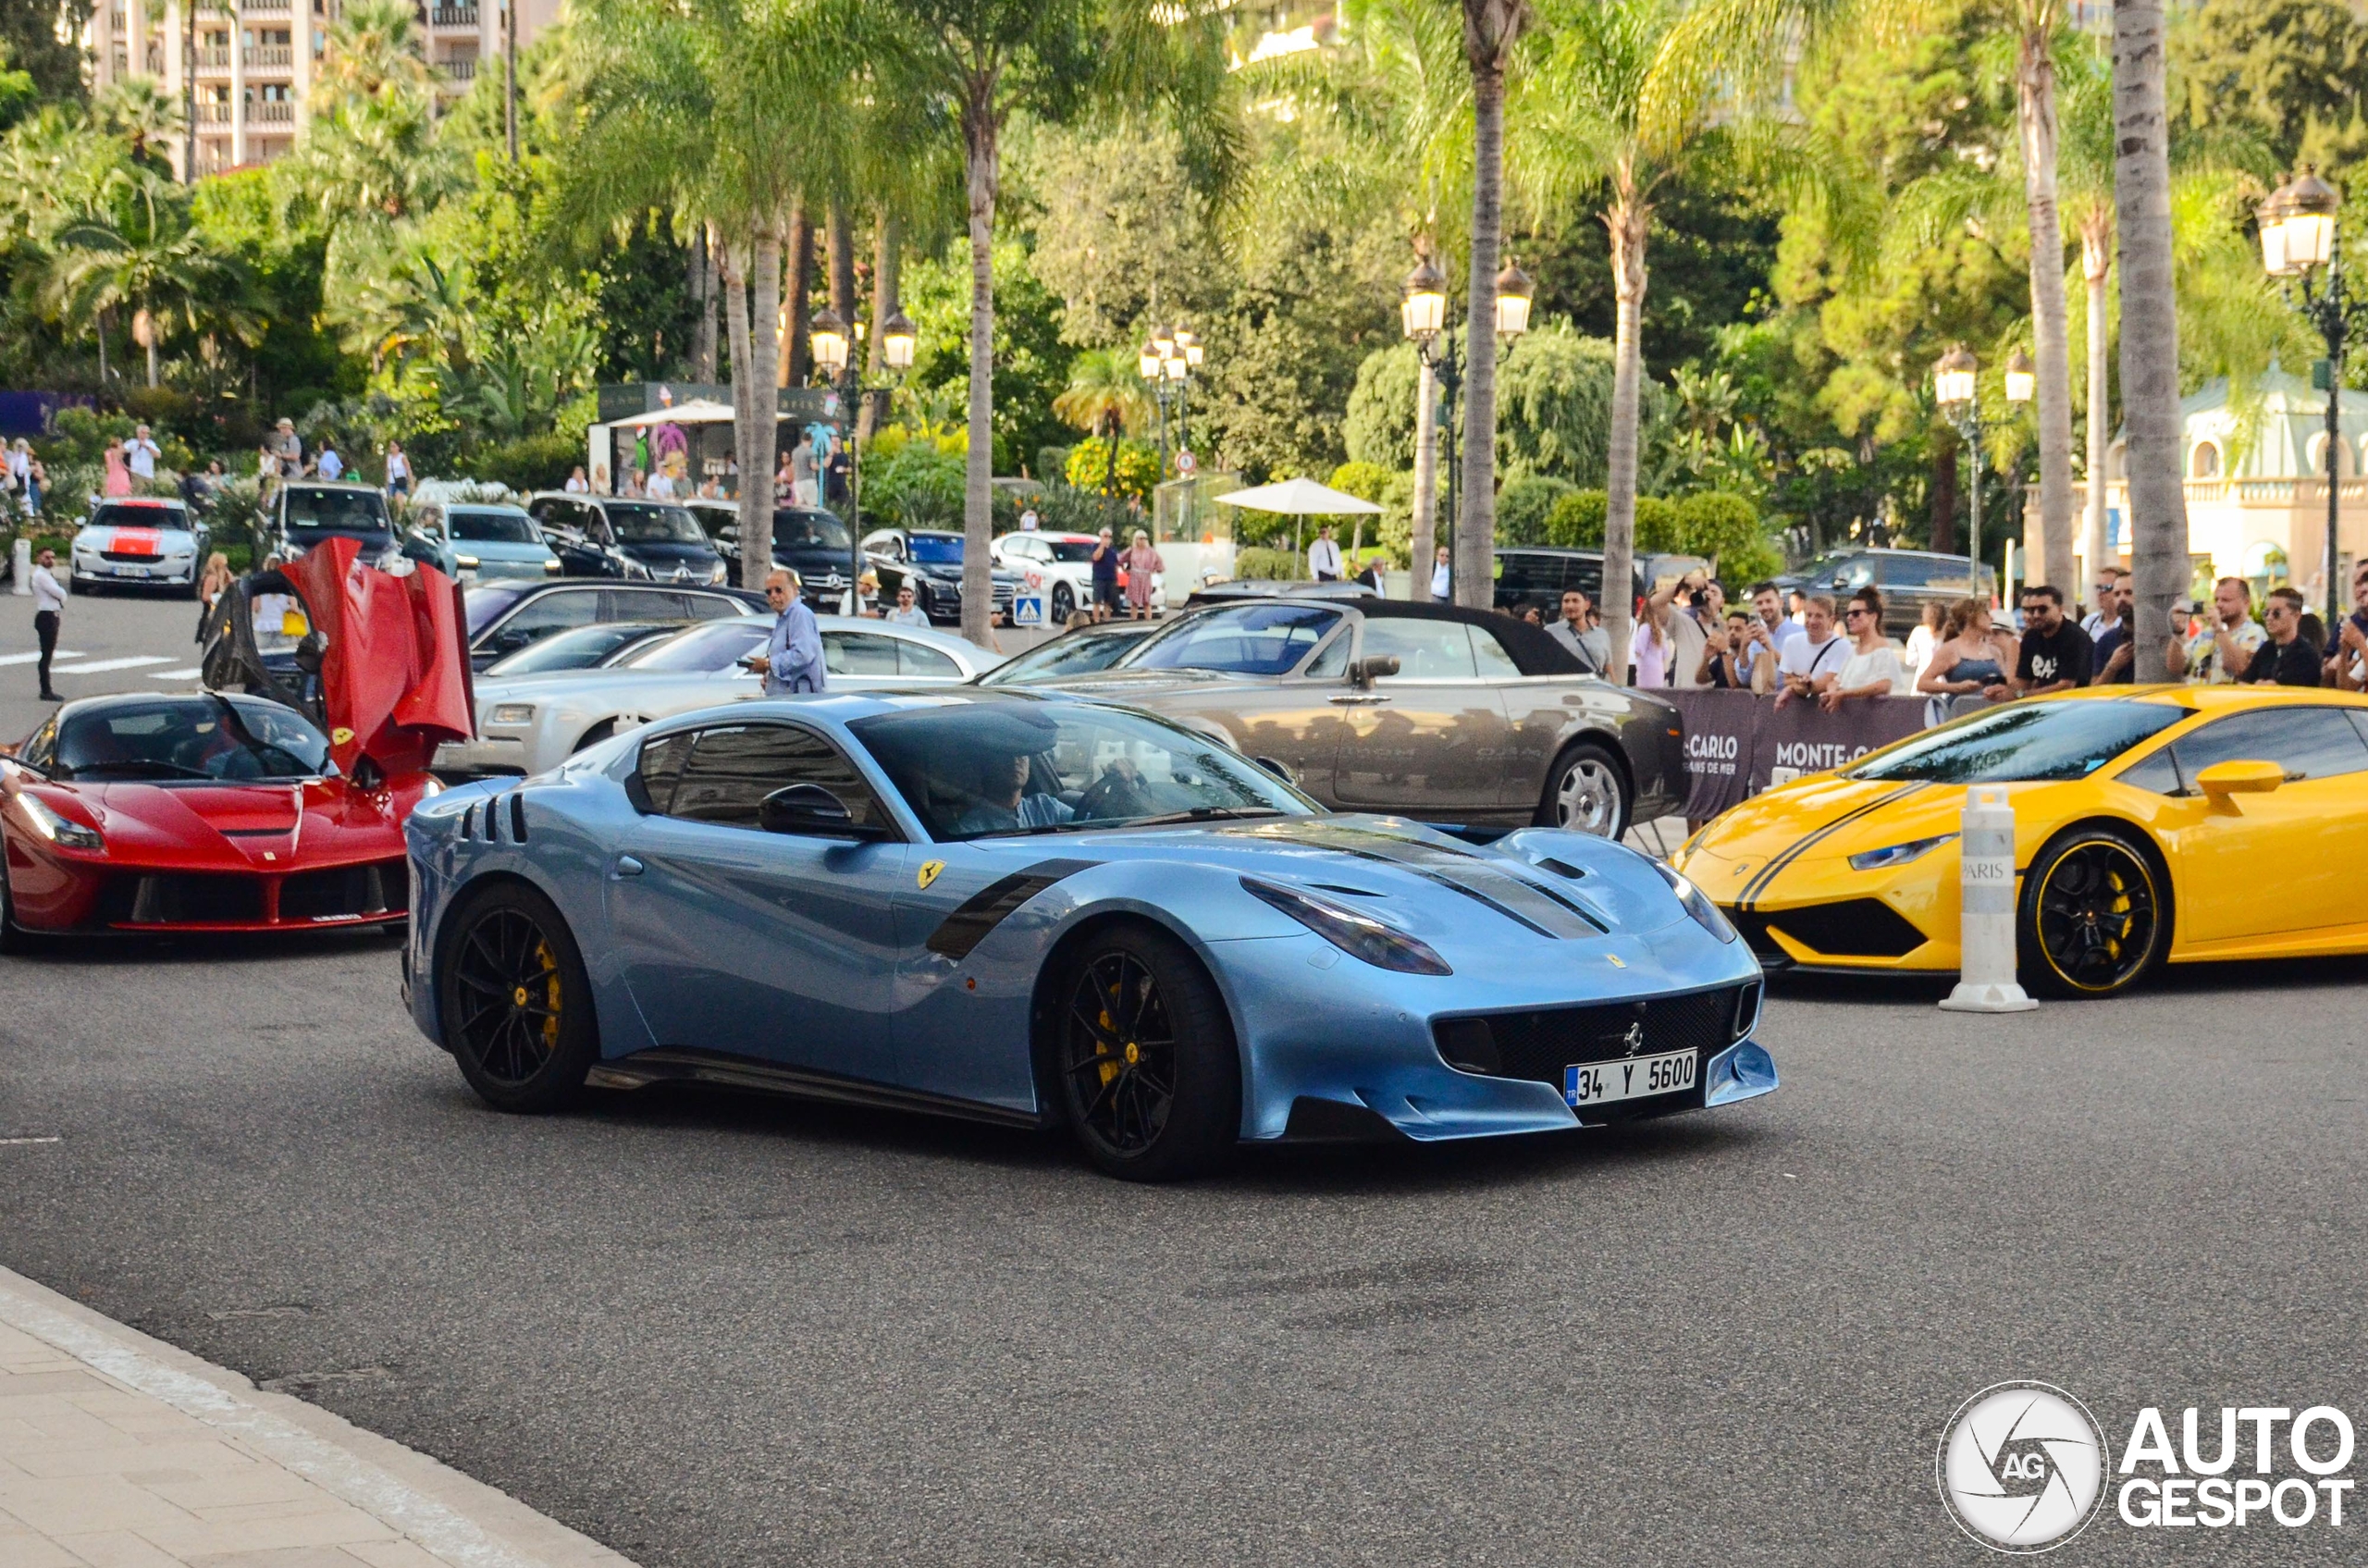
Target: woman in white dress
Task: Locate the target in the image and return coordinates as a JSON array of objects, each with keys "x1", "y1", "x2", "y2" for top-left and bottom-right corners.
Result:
[{"x1": 1821, "y1": 587, "x2": 1911, "y2": 710}]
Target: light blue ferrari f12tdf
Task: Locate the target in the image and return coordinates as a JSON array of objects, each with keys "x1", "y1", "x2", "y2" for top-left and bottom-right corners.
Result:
[{"x1": 402, "y1": 690, "x2": 1774, "y2": 1179}]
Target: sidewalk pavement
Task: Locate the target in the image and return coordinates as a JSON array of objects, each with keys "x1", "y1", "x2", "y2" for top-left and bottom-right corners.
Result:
[{"x1": 0, "y1": 1265, "x2": 638, "y2": 1568}]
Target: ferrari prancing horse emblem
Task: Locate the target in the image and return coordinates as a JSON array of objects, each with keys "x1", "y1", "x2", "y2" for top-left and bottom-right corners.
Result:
[{"x1": 918, "y1": 859, "x2": 945, "y2": 890}]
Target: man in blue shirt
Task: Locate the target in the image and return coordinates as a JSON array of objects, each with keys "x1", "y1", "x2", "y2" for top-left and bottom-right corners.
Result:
[{"x1": 746, "y1": 569, "x2": 826, "y2": 694}]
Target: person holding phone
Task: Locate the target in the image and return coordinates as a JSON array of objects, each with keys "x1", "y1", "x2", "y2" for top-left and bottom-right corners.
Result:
[{"x1": 745, "y1": 568, "x2": 825, "y2": 695}]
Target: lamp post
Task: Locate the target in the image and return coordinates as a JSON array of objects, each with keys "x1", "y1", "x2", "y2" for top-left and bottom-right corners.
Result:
[
  {"x1": 1139, "y1": 325, "x2": 1202, "y2": 479},
  {"x1": 1934, "y1": 344, "x2": 2034, "y2": 596},
  {"x1": 2259, "y1": 167, "x2": 2359, "y2": 623},
  {"x1": 811, "y1": 303, "x2": 916, "y2": 609},
  {"x1": 1400, "y1": 253, "x2": 1531, "y2": 600}
]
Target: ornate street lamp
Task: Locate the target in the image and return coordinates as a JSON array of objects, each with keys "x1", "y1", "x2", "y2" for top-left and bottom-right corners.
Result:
[
  {"x1": 2003, "y1": 347, "x2": 2037, "y2": 407},
  {"x1": 1495, "y1": 259, "x2": 1535, "y2": 340},
  {"x1": 2260, "y1": 167, "x2": 2360, "y2": 623},
  {"x1": 809, "y1": 307, "x2": 851, "y2": 377},
  {"x1": 880, "y1": 308, "x2": 917, "y2": 373},
  {"x1": 1400, "y1": 254, "x2": 1448, "y2": 341},
  {"x1": 810, "y1": 304, "x2": 910, "y2": 606}
]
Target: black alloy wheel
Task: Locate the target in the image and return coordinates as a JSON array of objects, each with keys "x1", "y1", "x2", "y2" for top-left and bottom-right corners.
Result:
[
  {"x1": 438, "y1": 883, "x2": 598, "y2": 1111},
  {"x1": 1050, "y1": 582, "x2": 1075, "y2": 623},
  {"x1": 1054, "y1": 925, "x2": 1239, "y2": 1180},
  {"x1": 2018, "y1": 827, "x2": 2164, "y2": 998}
]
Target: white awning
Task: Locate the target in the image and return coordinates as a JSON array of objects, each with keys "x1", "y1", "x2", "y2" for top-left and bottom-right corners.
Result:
[{"x1": 1212, "y1": 476, "x2": 1382, "y2": 514}]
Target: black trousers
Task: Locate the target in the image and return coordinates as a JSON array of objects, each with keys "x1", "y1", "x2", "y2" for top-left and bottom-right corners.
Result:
[{"x1": 34, "y1": 609, "x2": 57, "y2": 693}]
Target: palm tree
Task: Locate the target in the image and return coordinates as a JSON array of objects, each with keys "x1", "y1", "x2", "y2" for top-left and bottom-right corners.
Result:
[
  {"x1": 877, "y1": 0, "x2": 1235, "y2": 645},
  {"x1": 94, "y1": 79, "x2": 185, "y2": 172},
  {"x1": 1522, "y1": 0, "x2": 1849, "y2": 675},
  {"x1": 1451, "y1": 0, "x2": 1527, "y2": 609},
  {"x1": 2112, "y1": 0, "x2": 2183, "y2": 679},
  {"x1": 1053, "y1": 348, "x2": 1153, "y2": 441},
  {"x1": 47, "y1": 170, "x2": 255, "y2": 386},
  {"x1": 282, "y1": 0, "x2": 452, "y2": 231}
]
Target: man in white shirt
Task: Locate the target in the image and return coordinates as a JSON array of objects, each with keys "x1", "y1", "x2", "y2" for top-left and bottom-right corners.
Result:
[
  {"x1": 1749, "y1": 582, "x2": 1805, "y2": 656},
  {"x1": 2166, "y1": 575, "x2": 2265, "y2": 684},
  {"x1": 789, "y1": 433, "x2": 820, "y2": 507},
  {"x1": 2078, "y1": 571, "x2": 2118, "y2": 637},
  {"x1": 31, "y1": 548, "x2": 65, "y2": 700},
  {"x1": 1307, "y1": 524, "x2": 1344, "y2": 582},
  {"x1": 883, "y1": 582, "x2": 930, "y2": 626},
  {"x1": 1429, "y1": 545, "x2": 1451, "y2": 602},
  {"x1": 1774, "y1": 595, "x2": 1846, "y2": 709},
  {"x1": 127, "y1": 424, "x2": 160, "y2": 480},
  {"x1": 316, "y1": 445, "x2": 344, "y2": 481}
]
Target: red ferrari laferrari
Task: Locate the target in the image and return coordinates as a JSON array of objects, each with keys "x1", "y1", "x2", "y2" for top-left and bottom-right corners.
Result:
[{"x1": 0, "y1": 538, "x2": 473, "y2": 943}]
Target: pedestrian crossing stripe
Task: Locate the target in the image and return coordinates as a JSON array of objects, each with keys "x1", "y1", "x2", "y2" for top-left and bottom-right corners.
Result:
[
  {"x1": 0, "y1": 650, "x2": 83, "y2": 666},
  {"x1": 46, "y1": 655, "x2": 177, "y2": 675}
]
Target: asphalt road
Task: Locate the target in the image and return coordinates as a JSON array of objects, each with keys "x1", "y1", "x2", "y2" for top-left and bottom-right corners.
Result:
[{"x1": 2, "y1": 923, "x2": 2362, "y2": 1564}]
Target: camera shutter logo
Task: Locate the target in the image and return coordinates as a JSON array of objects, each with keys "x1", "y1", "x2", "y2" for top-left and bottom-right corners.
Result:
[{"x1": 1937, "y1": 1382, "x2": 2111, "y2": 1553}]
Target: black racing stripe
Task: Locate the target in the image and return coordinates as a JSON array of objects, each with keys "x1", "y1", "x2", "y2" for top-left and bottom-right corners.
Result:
[
  {"x1": 1219, "y1": 819, "x2": 1599, "y2": 938},
  {"x1": 924, "y1": 858, "x2": 1099, "y2": 960},
  {"x1": 1738, "y1": 784, "x2": 1929, "y2": 909}
]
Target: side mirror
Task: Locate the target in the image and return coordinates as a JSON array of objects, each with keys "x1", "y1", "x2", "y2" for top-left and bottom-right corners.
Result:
[
  {"x1": 758, "y1": 782, "x2": 870, "y2": 836},
  {"x1": 1252, "y1": 756, "x2": 1296, "y2": 784},
  {"x1": 1351, "y1": 655, "x2": 1400, "y2": 686},
  {"x1": 2195, "y1": 759, "x2": 2284, "y2": 801}
]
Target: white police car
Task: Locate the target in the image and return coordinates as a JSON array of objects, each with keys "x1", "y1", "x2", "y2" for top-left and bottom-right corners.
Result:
[{"x1": 69, "y1": 498, "x2": 209, "y2": 597}]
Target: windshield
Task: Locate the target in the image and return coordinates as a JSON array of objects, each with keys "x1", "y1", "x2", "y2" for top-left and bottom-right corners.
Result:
[
  {"x1": 619, "y1": 619, "x2": 771, "y2": 672},
  {"x1": 283, "y1": 488, "x2": 390, "y2": 533},
  {"x1": 852, "y1": 698, "x2": 1314, "y2": 843},
  {"x1": 980, "y1": 624, "x2": 1155, "y2": 685},
  {"x1": 1849, "y1": 699, "x2": 2183, "y2": 784},
  {"x1": 449, "y1": 509, "x2": 541, "y2": 544},
  {"x1": 775, "y1": 510, "x2": 852, "y2": 551},
  {"x1": 907, "y1": 535, "x2": 964, "y2": 565},
  {"x1": 605, "y1": 503, "x2": 707, "y2": 544},
  {"x1": 89, "y1": 503, "x2": 189, "y2": 532},
  {"x1": 484, "y1": 622, "x2": 673, "y2": 675},
  {"x1": 463, "y1": 585, "x2": 529, "y2": 636},
  {"x1": 1042, "y1": 539, "x2": 1100, "y2": 562},
  {"x1": 1125, "y1": 603, "x2": 1342, "y2": 676},
  {"x1": 52, "y1": 696, "x2": 334, "y2": 782}
]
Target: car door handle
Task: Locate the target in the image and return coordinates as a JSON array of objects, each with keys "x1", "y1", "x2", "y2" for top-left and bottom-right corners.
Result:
[
  {"x1": 612, "y1": 855, "x2": 644, "y2": 877},
  {"x1": 1328, "y1": 694, "x2": 1389, "y2": 705}
]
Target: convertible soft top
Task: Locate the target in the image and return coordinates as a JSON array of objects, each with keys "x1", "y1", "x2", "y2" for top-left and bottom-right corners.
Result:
[{"x1": 1292, "y1": 595, "x2": 1590, "y2": 679}]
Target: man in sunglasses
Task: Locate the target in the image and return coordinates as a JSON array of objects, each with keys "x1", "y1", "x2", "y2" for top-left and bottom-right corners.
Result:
[
  {"x1": 2011, "y1": 585, "x2": 2091, "y2": 696},
  {"x1": 2238, "y1": 586, "x2": 2325, "y2": 686}
]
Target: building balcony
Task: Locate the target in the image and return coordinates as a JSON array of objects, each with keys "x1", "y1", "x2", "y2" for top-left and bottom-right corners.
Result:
[
  {"x1": 442, "y1": 56, "x2": 476, "y2": 80},
  {"x1": 244, "y1": 43, "x2": 290, "y2": 65},
  {"x1": 249, "y1": 99, "x2": 295, "y2": 122},
  {"x1": 241, "y1": 0, "x2": 290, "y2": 8},
  {"x1": 195, "y1": 102, "x2": 233, "y2": 122},
  {"x1": 430, "y1": 5, "x2": 478, "y2": 24},
  {"x1": 195, "y1": 45, "x2": 231, "y2": 68}
]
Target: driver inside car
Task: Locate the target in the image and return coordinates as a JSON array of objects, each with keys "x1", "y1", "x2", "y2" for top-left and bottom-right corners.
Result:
[{"x1": 956, "y1": 751, "x2": 1078, "y2": 837}]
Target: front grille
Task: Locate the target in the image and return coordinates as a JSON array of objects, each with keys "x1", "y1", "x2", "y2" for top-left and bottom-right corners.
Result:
[
  {"x1": 1739, "y1": 898, "x2": 1928, "y2": 961},
  {"x1": 279, "y1": 859, "x2": 409, "y2": 920},
  {"x1": 1434, "y1": 982, "x2": 1758, "y2": 1090},
  {"x1": 101, "y1": 547, "x2": 165, "y2": 562},
  {"x1": 97, "y1": 874, "x2": 265, "y2": 925}
]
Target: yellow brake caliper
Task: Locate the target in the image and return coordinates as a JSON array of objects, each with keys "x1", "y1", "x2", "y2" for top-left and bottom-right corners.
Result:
[{"x1": 536, "y1": 939, "x2": 561, "y2": 1049}]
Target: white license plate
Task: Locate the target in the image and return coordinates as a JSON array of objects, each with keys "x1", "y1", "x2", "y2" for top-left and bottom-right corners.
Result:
[
  {"x1": 116, "y1": 564, "x2": 151, "y2": 577},
  {"x1": 1564, "y1": 1048, "x2": 1696, "y2": 1109}
]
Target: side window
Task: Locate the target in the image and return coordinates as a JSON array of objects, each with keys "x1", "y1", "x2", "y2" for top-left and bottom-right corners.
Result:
[
  {"x1": 604, "y1": 588, "x2": 697, "y2": 621},
  {"x1": 2171, "y1": 709, "x2": 2368, "y2": 782},
  {"x1": 490, "y1": 590, "x2": 598, "y2": 649},
  {"x1": 667, "y1": 724, "x2": 886, "y2": 832},
  {"x1": 2115, "y1": 746, "x2": 2183, "y2": 796},
  {"x1": 684, "y1": 593, "x2": 743, "y2": 621},
  {"x1": 583, "y1": 506, "x2": 615, "y2": 544},
  {"x1": 824, "y1": 631, "x2": 903, "y2": 676},
  {"x1": 1360, "y1": 618, "x2": 1479, "y2": 680},
  {"x1": 18, "y1": 717, "x2": 57, "y2": 770},
  {"x1": 1497, "y1": 554, "x2": 1548, "y2": 596},
  {"x1": 896, "y1": 639, "x2": 959, "y2": 678},
  {"x1": 1881, "y1": 557, "x2": 1935, "y2": 587},
  {"x1": 632, "y1": 731, "x2": 692, "y2": 813},
  {"x1": 1470, "y1": 623, "x2": 1524, "y2": 679},
  {"x1": 1303, "y1": 629, "x2": 1352, "y2": 680}
]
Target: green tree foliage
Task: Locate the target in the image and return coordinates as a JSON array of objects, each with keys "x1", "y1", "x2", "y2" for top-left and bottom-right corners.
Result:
[
  {"x1": 902, "y1": 237, "x2": 1073, "y2": 475},
  {"x1": 1343, "y1": 340, "x2": 1423, "y2": 470},
  {"x1": 1065, "y1": 435, "x2": 1160, "y2": 499},
  {"x1": 1326, "y1": 461, "x2": 1392, "y2": 502},
  {"x1": 1547, "y1": 487, "x2": 1607, "y2": 546},
  {"x1": 1496, "y1": 473, "x2": 1573, "y2": 544},
  {"x1": 0, "y1": 6, "x2": 84, "y2": 105},
  {"x1": 2171, "y1": 0, "x2": 2368, "y2": 184}
]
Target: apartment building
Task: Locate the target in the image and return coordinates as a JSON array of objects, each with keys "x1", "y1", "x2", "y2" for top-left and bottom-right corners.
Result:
[{"x1": 87, "y1": 0, "x2": 559, "y2": 177}]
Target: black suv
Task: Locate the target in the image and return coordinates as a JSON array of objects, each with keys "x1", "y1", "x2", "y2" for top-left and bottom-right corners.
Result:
[
  {"x1": 859, "y1": 527, "x2": 1020, "y2": 624},
  {"x1": 1492, "y1": 548, "x2": 1711, "y2": 619},
  {"x1": 686, "y1": 500, "x2": 869, "y2": 609},
  {"x1": 270, "y1": 482, "x2": 396, "y2": 561},
  {"x1": 461, "y1": 578, "x2": 767, "y2": 672},
  {"x1": 524, "y1": 493, "x2": 729, "y2": 585},
  {"x1": 1774, "y1": 549, "x2": 1998, "y2": 639}
]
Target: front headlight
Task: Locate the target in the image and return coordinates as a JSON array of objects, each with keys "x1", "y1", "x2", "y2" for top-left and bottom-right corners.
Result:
[
  {"x1": 454, "y1": 553, "x2": 481, "y2": 569},
  {"x1": 487, "y1": 703, "x2": 536, "y2": 725},
  {"x1": 1241, "y1": 877, "x2": 1452, "y2": 975},
  {"x1": 1654, "y1": 860, "x2": 1736, "y2": 943},
  {"x1": 1847, "y1": 833, "x2": 1957, "y2": 872},
  {"x1": 709, "y1": 562, "x2": 728, "y2": 584},
  {"x1": 543, "y1": 558, "x2": 561, "y2": 573},
  {"x1": 16, "y1": 790, "x2": 103, "y2": 850}
]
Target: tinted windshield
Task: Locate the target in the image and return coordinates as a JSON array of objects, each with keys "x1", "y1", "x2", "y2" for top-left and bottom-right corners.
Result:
[
  {"x1": 852, "y1": 699, "x2": 1313, "y2": 842},
  {"x1": 283, "y1": 488, "x2": 389, "y2": 532},
  {"x1": 1043, "y1": 539, "x2": 1100, "y2": 562},
  {"x1": 1849, "y1": 699, "x2": 2182, "y2": 784},
  {"x1": 89, "y1": 503, "x2": 189, "y2": 532},
  {"x1": 775, "y1": 510, "x2": 851, "y2": 551},
  {"x1": 907, "y1": 535, "x2": 964, "y2": 565},
  {"x1": 485, "y1": 622, "x2": 673, "y2": 675},
  {"x1": 53, "y1": 696, "x2": 333, "y2": 782},
  {"x1": 449, "y1": 509, "x2": 540, "y2": 544},
  {"x1": 1125, "y1": 603, "x2": 1342, "y2": 675},
  {"x1": 463, "y1": 585, "x2": 529, "y2": 636},
  {"x1": 980, "y1": 625, "x2": 1156, "y2": 685},
  {"x1": 619, "y1": 619, "x2": 770, "y2": 672},
  {"x1": 604, "y1": 503, "x2": 706, "y2": 544}
]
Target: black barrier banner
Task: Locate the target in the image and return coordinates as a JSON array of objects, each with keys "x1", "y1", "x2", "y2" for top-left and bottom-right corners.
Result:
[{"x1": 1663, "y1": 690, "x2": 1931, "y2": 819}]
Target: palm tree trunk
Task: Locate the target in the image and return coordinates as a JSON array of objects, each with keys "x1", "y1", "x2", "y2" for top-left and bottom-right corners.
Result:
[
  {"x1": 1409, "y1": 355, "x2": 1438, "y2": 599},
  {"x1": 724, "y1": 232, "x2": 783, "y2": 591},
  {"x1": 1454, "y1": 55, "x2": 1506, "y2": 610},
  {"x1": 2017, "y1": 31, "x2": 2077, "y2": 597},
  {"x1": 2081, "y1": 216, "x2": 2112, "y2": 589},
  {"x1": 959, "y1": 85, "x2": 1001, "y2": 648},
  {"x1": 693, "y1": 225, "x2": 717, "y2": 382},
  {"x1": 780, "y1": 200, "x2": 812, "y2": 388},
  {"x1": 858, "y1": 207, "x2": 901, "y2": 444},
  {"x1": 2113, "y1": 0, "x2": 2186, "y2": 681},
  {"x1": 145, "y1": 336, "x2": 158, "y2": 389},
  {"x1": 1602, "y1": 187, "x2": 1649, "y2": 684},
  {"x1": 827, "y1": 200, "x2": 857, "y2": 325}
]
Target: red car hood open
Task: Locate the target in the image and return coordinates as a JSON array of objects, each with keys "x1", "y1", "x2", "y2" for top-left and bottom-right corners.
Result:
[
  {"x1": 74, "y1": 778, "x2": 408, "y2": 870},
  {"x1": 280, "y1": 539, "x2": 474, "y2": 778}
]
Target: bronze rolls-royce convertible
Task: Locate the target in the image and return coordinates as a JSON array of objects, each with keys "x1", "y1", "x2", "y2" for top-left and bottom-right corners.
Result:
[{"x1": 1019, "y1": 596, "x2": 1685, "y2": 837}]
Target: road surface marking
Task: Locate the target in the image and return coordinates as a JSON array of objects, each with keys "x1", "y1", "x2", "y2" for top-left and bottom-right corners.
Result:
[
  {"x1": 47, "y1": 655, "x2": 178, "y2": 674},
  {"x1": 153, "y1": 666, "x2": 205, "y2": 680},
  {"x1": 0, "y1": 1136, "x2": 62, "y2": 1145},
  {"x1": 0, "y1": 649, "x2": 84, "y2": 665}
]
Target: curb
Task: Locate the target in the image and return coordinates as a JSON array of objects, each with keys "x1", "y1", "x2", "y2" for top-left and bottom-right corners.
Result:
[{"x1": 0, "y1": 1264, "x2": 638, "y2": 1568}]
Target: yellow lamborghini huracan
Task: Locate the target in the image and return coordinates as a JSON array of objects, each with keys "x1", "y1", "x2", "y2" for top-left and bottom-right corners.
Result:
[{"x1": 1669, "y1": 685, "x2": 2368, "y2": 997}]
